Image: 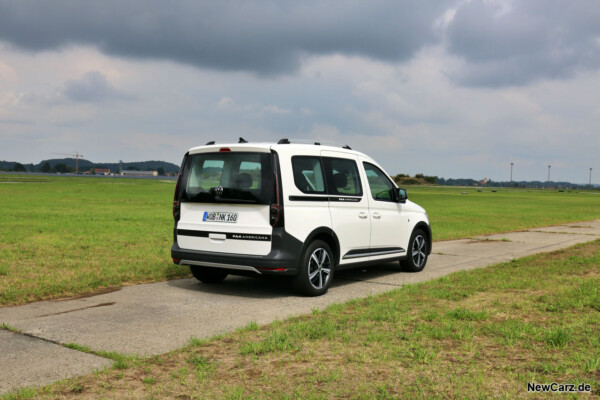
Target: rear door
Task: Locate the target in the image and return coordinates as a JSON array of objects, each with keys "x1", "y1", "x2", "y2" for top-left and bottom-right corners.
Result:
[
  {"x1": 176, "y1": 148, "x2": 274, "y2": 256},
  {"x1": 320, "y1": 151, "x2": 371, "y2": 265}
]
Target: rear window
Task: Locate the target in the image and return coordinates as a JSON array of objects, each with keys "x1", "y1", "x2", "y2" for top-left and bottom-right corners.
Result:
[{"x1": 182, "y1": 152, "x2": 273, "y2": 204}]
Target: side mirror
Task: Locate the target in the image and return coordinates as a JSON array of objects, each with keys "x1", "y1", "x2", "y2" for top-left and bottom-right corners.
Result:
[{"x1": 396, "y1": 188, "x2": 407, "y2": 203}]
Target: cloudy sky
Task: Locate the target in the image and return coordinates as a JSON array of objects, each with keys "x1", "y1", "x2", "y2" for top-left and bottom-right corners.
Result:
[{"x1": 1, "y1": 0, "x2": 599, "y2": 183}]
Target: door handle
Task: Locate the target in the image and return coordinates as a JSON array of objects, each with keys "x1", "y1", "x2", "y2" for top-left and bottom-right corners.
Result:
[
  {"x1": 372, "y1": 212, "x2": 381, "y2": 219},
  {"x1": 358, "y1": 212, "x2": 368, "y2": 219}
]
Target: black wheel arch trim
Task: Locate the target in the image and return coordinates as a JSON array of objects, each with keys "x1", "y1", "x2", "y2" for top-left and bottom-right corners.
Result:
[{"x1": 300, "y1": 227, "x2": 341, "y2": 266}]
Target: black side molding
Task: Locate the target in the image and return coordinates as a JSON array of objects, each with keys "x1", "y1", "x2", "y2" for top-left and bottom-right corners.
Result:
[
  {"x1": 289, "y1": 195, "x2": 362, "y2": 202},
  {"x1": 343, "y1": 247, "x2": 405, "y2": 260}
]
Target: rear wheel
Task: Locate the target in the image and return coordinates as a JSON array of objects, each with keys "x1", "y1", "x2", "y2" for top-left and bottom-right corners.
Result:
[
  {"x1": 294, "y1": 240, "x2": 334, "y2": 296},
  {"x1": 401, "y1": 229, "x2": 428, "y2": 272},
  {"x1": 190, "y1": 266, "x2": 228, "y2": 283}
]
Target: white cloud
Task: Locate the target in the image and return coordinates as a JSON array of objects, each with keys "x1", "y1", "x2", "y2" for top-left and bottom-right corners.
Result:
[{"x1": 1, "y1": 2, "x2": 599, "y2": 184}]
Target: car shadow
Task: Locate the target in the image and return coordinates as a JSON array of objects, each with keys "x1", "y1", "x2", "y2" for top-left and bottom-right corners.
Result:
[{"x1": 167, "y1": 261, "x2": 404, "y2": 299}]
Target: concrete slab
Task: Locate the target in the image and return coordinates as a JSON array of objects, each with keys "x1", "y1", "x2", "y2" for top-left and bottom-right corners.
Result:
[
  {"x1": 1, "y1": 219, "x2": 599, "y2": 394},
  {"x1": 528, "y1": 219, "x2": 600, "y2": 236},
  {"x1": 0, "y1": 330, "x2": 111, "y2": 394}
]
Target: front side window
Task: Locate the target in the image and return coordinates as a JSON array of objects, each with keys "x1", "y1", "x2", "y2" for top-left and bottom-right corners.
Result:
[
  {"x1": 323, "y1": 157, "x2": 362, "y2": 196},
  {"x1": 182, "y1": 152, "x2": 273, "y2": 204},
  {"x1": 292, "y1": 156, "x2": 326, "y2": 194},
  {"x1": 363, "y1": 162, "x2": 395, "y2": 201}
]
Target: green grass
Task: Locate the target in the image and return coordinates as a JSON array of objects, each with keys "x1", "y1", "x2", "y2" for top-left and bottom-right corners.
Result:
[
  {"x1": 407, "y1": 186, "x2": 600, "y2": 240},
  {"x1": 9, "y1": 239, "x2": 599, "y2": 399},
  {"x1": 0, "y1": 175, "x2": 187, "y2": 306},
  {"x1": 1, "y1": 174, "x2": 599, "y2": 306}
]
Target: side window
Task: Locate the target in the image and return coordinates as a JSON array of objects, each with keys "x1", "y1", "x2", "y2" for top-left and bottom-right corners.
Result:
[
  {"x1": 292, "y1": 156, "x2": 326, "y2": 194},
  {"x1": 363, "y1": 162, "x2": 395, "y2": 201},
  {"x1": 324, "y1": 157, "x2": 362, "y2": 196}
]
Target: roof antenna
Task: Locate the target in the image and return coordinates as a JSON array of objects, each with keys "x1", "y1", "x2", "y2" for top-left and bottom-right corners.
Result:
[
  {"x1": 238, "y1": 137, "x2": 248, "y2": 143},
  {"x1": 205, "y1": 141, "x2": 215, "y2": 145}
]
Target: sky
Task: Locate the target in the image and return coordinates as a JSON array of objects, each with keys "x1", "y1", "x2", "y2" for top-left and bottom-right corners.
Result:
[{"x1": 0, "y1": 0, "x2": 599, "y2": 183}]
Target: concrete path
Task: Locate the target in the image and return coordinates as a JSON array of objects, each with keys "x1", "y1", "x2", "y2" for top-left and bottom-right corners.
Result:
[{"x1": 1, "y1": 220, "x2": 599, "y2": 394}]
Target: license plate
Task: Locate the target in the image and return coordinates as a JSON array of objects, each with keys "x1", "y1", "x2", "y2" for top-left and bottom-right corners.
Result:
[{"x1": 203, "y1": 211, "x2": 238, "y2": 223}]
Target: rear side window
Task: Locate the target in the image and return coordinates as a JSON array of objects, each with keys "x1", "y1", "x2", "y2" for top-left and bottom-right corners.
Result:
[
  {"x1": 182, "y1": 152, "x2": 273, "y2": 204},
  {"x1": 323, "y1": 157, "x2": 362, "y2": 196},
  {"x1": 292, "y1": 156, "x2": 326, "y2": 194}
]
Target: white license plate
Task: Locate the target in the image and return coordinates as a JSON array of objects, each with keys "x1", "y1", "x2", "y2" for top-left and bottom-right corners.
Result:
[{"x1": 203, "y1": 211, "x2": 238, "y2": 223}]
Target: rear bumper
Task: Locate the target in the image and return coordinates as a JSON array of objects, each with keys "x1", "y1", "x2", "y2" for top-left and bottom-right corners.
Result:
[{"x1": 171, "y1": 227, "x2": 303, "y2": 276}]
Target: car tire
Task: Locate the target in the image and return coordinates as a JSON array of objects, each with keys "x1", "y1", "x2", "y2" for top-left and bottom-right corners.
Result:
[
  {"x1": 401, "y1": 229, "x2": 429, "y2": 272},
  {"x1": 190, "y1": 266, "x2": 228, "y2": 284},
  {"x1": 294, "y1": 240, "x2": 335, "y2": 296}
]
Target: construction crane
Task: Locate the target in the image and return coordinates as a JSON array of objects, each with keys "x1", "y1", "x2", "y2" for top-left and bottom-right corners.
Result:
[{"x1": 51, "y1": 152, "x2": 84, "y2": 174}]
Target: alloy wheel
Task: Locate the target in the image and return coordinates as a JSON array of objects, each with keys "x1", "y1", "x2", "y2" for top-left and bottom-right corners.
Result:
[
  {"x1": 308, "y1": 248, "x2": 331, "y2": 289},
  {"x1": 412, "y1": 235, "x2": 427, "y2": 268}
]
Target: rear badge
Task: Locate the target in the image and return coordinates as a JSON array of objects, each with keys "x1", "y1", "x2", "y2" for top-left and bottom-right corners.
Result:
[{"x1": 203, "y1": 211, "x2": 238, "y2": 223}]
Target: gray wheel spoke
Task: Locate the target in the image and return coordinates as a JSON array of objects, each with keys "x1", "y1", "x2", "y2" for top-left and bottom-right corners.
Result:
[
  {"x1": 309, "y1": 269, "x2": 319, "y2": 280},
  {"x1": 320, "y1": 250, "x2": 327, "y2": 265},
  {"x1": 316, "y1": 271, "x2": 321, "y2": 288},
  {"x1": 311, "y1": 253, "x2": 320, "y2": 265}
]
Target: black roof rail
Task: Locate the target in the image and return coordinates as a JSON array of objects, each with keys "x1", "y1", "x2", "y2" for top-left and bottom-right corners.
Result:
[
  {"x1": 238, "y1": 137, "x2": 248, "y2": 143},
  {"x1": 205, "y1": 140, "x2": 215, "y2": 145},
  {"x1": 277, "y1": 138, "x2": 351, "y2": 150}
]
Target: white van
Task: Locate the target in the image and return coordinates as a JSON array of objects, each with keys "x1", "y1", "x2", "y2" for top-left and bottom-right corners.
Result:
[{"x1": 172, "y1": 139, "x2": 431, "y2": 296}]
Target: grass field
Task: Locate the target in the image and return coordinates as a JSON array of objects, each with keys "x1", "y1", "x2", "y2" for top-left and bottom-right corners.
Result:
[
  {"x1": 6, "y1": 239, "x2": 599, "y2": 399},
  {"x1": 1, "y1": 174, "x2": 600, "y2": 306}
]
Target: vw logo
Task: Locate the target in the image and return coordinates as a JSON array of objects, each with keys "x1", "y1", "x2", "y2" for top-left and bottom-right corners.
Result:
[{"x1": 215, "y1": 185, "x2": 224, "y2": 196}]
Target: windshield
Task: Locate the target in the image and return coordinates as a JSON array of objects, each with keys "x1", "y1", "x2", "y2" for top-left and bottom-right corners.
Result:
[{"x1": 181, "y1": 152, "x2": 273, "y2": 204}]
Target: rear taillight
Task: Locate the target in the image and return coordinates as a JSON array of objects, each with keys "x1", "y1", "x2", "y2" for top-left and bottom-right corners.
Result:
[
  {"x1": 270, "y1": 204, "x2": 281, "y2": 226},
  {"x1": 270, "y1": 171, "x2": 284, "y2": 227},
  {"x1": 173, "y1": 200, "x2": 180, "y2": 221},
  {"x1": 173, "y1": 173, "x2": 182, "y2": 221}
]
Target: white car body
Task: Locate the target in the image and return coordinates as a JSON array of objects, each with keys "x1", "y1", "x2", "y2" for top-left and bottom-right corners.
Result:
[{"x1": 171, "y1": 140, "x2": 431, "y2": 295}]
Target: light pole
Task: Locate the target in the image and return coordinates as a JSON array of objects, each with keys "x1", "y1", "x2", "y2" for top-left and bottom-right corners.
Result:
[
  {"x1": 547, "y1": 165, "x2": 551, "y2": 183},
  {"x1": 590, "y1": 168, "x2": 593, "y2": 187},
  {"x1": 510, "y1": 162, "x2": 514, "y2": 184}
]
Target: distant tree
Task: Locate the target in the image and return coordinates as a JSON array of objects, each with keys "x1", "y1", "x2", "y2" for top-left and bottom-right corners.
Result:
[
  {"x1": 91, "y1": 168, "x2": 96, "y2": 175},
  {"x1": 12, "y1": 162, "x2": 27, "y2": 172},
  {"x1": 40, "y1": 161, "x2": 51, "y2": 173},
  {"x1": 54, "y1": 163, "x2": 71, "y2": 173},
  {"x1": 157, "y1": 167, "x2": 165, "y2": 176},
  {"x1": 127, "y1": 165, "x2": 139, "y2": 171}
]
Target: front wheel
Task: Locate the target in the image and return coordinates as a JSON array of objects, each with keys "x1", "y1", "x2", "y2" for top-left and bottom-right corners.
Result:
[
  {"x1": 401, "y1": 229, "x2": 429, "y2": 272},
  {"x1": 294, "y1": 240, "x2": 334, "y2": 296},
  {"x1": 190, "y1": 266, "x2": 228, "y2": 284}
]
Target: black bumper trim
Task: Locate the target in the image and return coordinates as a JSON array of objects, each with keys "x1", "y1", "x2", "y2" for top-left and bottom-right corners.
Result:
[{"x1": 172, "y1": 226, "x2": 303, "y2": 276}]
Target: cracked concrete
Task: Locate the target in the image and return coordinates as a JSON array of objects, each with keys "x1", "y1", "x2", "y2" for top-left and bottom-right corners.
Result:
[{"x1": 1, "y1": 219, "x2": 599, "y2": 394}]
